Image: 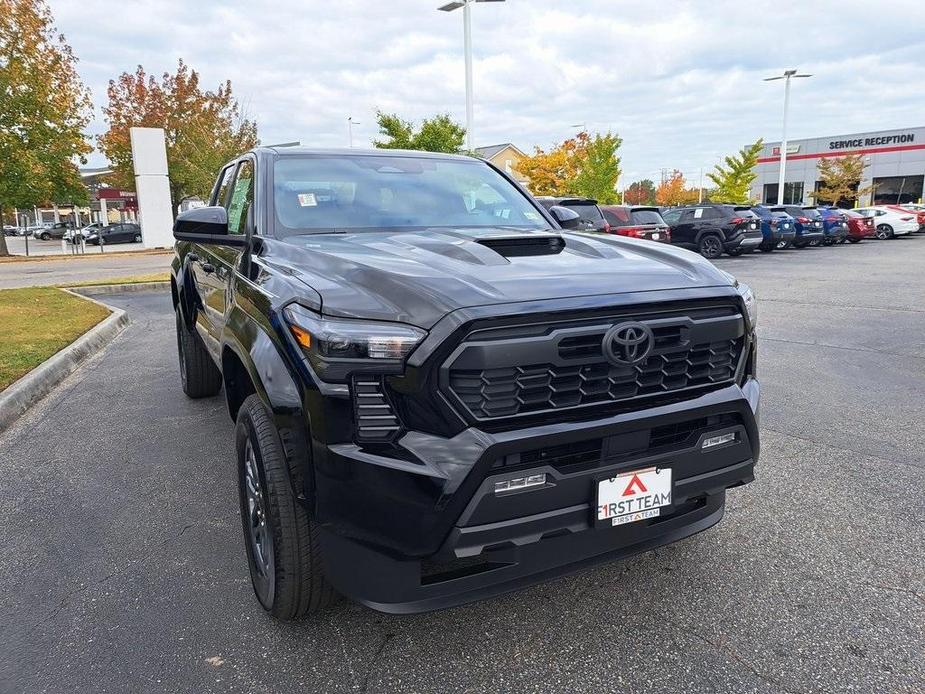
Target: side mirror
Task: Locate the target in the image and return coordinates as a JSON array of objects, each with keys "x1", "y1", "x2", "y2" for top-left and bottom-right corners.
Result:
[
  {"x1": 173, "y1": 206, "x2": 247, "y2": 247},
  {"x1": 548, "y1": 205, "x2": 581, "y2": 230}
]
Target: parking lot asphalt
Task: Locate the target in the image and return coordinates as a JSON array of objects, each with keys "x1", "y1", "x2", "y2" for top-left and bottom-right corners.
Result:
[
  {"x1": 0, "y1": 252, "x2": 171, "y2": 289},
  {"x1": 1, "y1": 236, "x2": 923, "y2": 694}
]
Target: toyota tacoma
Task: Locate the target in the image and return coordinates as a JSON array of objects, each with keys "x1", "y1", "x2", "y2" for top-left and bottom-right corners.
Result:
[{"x1": 171, "y1": 147, "x2": 760, "y2": 617}]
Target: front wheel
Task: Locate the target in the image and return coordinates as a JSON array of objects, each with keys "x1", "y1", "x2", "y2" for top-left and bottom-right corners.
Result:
[
  {"x1": 40, "y1": 232, "x2": 50, "y2": 240},
  {"x1": 133, "y1": 233, "x2": 142, "y2": 243},
  {"x1": 698, "y1": 234, "x2": 724, "y2": 259},
  {"x1": 235, "y1": 394, "x2": 335, "y2": 619},
  {"x1": 876, "y1": 224, "x2": 893, "y2": 240},
  {"x1": 175, "y1": 304, "x2": 222, "y2": 398}
]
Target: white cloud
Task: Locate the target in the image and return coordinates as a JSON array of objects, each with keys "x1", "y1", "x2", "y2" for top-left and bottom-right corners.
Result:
[{"x1": 51, "y1": 0, "x2": 925, "y2": 184}]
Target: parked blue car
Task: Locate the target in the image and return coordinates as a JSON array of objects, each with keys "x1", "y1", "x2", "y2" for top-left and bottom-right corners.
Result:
[
  {"x1": 780, "y1": 205, "x2": 825, "y2": 247},
  {"x1": 752, "y1": 205, "x2": 797, "y2": 251},
  {"x1": 804, "y1": 206, "x2": 848, "y2": 245}
]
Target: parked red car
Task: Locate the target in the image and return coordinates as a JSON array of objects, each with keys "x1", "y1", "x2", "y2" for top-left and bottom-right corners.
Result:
[
  {"x1": 842, "y1": 210, "x2": 876, "y2": 243},
  {"x1": 599, "y1": 205, "x2": 671, "y2": 243}
]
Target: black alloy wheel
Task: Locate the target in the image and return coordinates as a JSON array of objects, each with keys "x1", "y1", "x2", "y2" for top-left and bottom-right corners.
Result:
[{"x1": 698, "y1": 234, "x2": 723, "y2": 259}]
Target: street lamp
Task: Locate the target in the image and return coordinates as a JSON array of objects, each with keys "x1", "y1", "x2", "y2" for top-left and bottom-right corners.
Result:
[
  {"x1": 438, "y1": 0, "x2": 505, "y2": 152},
  {"x1": 764, "y1": 69, "x2": 811, "y2": 205}
]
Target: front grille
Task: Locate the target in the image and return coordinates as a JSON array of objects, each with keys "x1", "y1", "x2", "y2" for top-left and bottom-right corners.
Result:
[{"x1": 444, "y1": 303, "x2": 745, "y2": 422}]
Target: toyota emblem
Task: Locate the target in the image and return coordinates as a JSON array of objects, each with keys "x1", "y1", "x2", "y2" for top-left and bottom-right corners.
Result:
[{"x1": 603, "y1": 322, "x2": 654, "y2": 366}]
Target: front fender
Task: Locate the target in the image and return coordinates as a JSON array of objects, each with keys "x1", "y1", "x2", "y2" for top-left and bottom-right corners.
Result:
[{"x1": 223, "y1": 305, "x2": 315, "y2": 508}]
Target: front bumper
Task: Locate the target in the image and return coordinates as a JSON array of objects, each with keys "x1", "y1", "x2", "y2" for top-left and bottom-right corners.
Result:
[{"x1": 315, "y1": 379, "x2": 760, "y2": 613}]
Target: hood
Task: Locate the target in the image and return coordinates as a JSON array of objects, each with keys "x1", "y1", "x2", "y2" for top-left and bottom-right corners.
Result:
[{"x1": 264, "y1": 228, "x2": 732, "y2": 328}]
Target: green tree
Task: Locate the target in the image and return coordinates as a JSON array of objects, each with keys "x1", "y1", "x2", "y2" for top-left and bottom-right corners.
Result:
[
  {"x1": 624, "y1": 179, "x2": 656, "y2": 205},
  {"x1": 810, "y1": 154, "x2": 875, "y2": 206},
  {"x1": 373, "y1": 111, "x2": 465, "y2": 153},
  {"x1": 572, "y1": 132, "x2": 622, "y2": 204},
  {"x1": 98, "y1": 60, "x2": 258, "y2": 212},
  {"x1": 0, "y1": 0, "x2": 92, "y2": 255},
  {"x1": 707, "y1": 139, "x2": 764, "y2": 204},
  {"x1": 516, "y1": 131, "x2": 622, "y2": 202}
]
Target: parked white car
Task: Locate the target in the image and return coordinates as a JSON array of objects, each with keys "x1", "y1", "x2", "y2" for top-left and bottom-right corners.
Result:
[
  {"x1": 64, "y1": 222, "x2": 103, "y2": 241},
  {"x1": 855, "y1": 206, "x2": 918, "y2": 239}
]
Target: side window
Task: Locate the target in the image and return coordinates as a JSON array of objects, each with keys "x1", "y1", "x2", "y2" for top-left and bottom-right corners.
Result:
[
  {"x1": 212, "y1": 166, "x2": 235, "y2": 207},
  {"x1": 661, "y1": 209, "x2": 681, "y2": 224},
  {"x1": 226, "y1": 160, "x2": 255, "y2": 236}
]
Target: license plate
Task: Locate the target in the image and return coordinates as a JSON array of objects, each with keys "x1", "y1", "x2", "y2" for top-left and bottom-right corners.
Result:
[
  {"x1": 597, "y1": 467, "x2": 672, "y2": 526},
  {"x1": 651, "y1": 233, "x2": 660, "y2": 240}
]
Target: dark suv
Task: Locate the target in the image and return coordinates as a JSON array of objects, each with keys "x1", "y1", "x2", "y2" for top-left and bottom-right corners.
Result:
[
  {"x1": 660, "y1": 204, "x2": 763, "y2": 258},
  {"x1": 171, "y1": 147, "x2": 761, "y2": 618}
]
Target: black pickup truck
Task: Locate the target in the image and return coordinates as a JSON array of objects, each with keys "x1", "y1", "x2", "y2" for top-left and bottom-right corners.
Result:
[{"x1": 171, "y1": 147, "x2": 760, "y2": 617}]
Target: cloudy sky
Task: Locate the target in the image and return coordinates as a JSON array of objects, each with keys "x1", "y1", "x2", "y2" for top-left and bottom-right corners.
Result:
[{"x1": 53, "y1": 0, "x2": 925, "y2": 185}]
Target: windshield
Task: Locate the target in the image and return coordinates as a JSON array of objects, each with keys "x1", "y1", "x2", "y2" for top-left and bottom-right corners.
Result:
[
  {"x1": 563, "y1": 202, "x2": 604, "y2": 223},
  {"x1": 272, "y1": 155, "x2": 547, "y2": 233}
]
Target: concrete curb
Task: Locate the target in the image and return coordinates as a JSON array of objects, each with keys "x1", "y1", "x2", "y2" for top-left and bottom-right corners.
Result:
[
  {"x1": 0, "y1": 291, "x2": 130, "y2": 434},
  {"x1": 69, "y1": 281, "x2": 170, "y2": 296}
]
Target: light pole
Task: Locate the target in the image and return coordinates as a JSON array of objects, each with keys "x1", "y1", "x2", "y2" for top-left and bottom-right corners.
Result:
[
  {"x1": 347, "y1": 116, "x2": 360, "y2": 148},
  {"x1": 438, "y1": 0, "x2": 505, "y2": 152},
  {"x1": 764, "y1": 69, "x2": 811, "y2": 205}
]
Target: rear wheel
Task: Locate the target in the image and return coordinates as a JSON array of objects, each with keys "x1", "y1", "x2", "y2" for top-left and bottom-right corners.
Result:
[
  {"x1": 133, "y1": 233, "x2": 142, "y2": 243},
  {"x1": 698, "y1": 234, "x2": 724, "y2": 259},
  {"x1": 235, "y1": 394, "x2": 335, "y2": 619},
  {"x1": 40, "y1": 232, "x2": 50, "y2": 240},
  {"x1": 848, "y1": 238, "x2": 862, "y2": 244},
  {"x1": 759, "y1": 246, "x2": 775, "y2": 253},
  {"x1": 175, "y1": 304, "x2": 222, "y2": 398},
  {"x1": 822, "y1": 237, "x2": 835, "y2": 246},
  {"x1": 875, "y1": 224, "x2": 893, "y2": 240}
]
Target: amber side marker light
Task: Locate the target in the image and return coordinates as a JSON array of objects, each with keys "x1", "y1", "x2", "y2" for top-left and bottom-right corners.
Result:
[{"x1": 289, "y1": 324, "x2": 312, "y2": 349}]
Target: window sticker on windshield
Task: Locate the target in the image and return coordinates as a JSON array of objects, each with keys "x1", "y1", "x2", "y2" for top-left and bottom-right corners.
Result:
[
  {"x1": 298, "y1": 193, "x2": 317, "y2": 207},
  {"x1": 694, "y1": 208, "x2": 704, "y2": 219},
  {"x1": 524, "y1": 211, "x2": 540, "y2": 221}
]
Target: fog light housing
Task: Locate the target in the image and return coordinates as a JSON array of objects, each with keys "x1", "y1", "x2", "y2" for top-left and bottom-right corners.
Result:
[
  {"x1": 494, "y1": 473, "x2": 546, "y2": 494},
  {"x1": 702, "y1": 432, "x2": 736, "y2": 450}
]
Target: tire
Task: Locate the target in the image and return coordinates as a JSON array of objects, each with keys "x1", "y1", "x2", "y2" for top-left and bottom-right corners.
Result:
[
  {"x1": 698, "y1": 234, "x2": 724, "y2": 259},
  {"x1": 759, "y1": 246, "x2": 775, "y2": 253},
  {"x1": 235, "y1": 394, "x2": 335, "y2": 619},
  {"x1": 822, "y1": 237, "x2": 835, "y2": 246},
  {"x1": 775, "y1": 240, "x2": 790, "y2": 249},
  {"x1": 809, "y1": 239, "x2": 821, "y2": 247},
  {"x1": 40, "y1": 232, "x2": 50, "y2": 240},
  {"x1": 875, "y1": 224, "x2": 893, "y2": 240},
  {"x1": 848, "y1": 238, "x2": 862, "y2": 244},
  {"x1": 133, "y1": 233, "x2": 142, "y2": 243},
  {"x1": 175, "y1": 304, "x2": 222, "y2": 398}
]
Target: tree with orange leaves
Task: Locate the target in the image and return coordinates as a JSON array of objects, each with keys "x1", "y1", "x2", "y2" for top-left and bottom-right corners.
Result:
[
  {"x1": 0, "y1": 0, "x2": 92, "y2": 255},
  {"x1": 655, "y1": 170, "x2": 700, "y2": 207},
  {"x1": 98, "y1": 60, "x2": 258, "y2": 212}
]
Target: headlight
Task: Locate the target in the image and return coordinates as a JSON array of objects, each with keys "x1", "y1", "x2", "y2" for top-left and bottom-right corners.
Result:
[
  {"x1": 283, "y1": 303, "x2": 426, "y2": 382},
  {"x1": 738, "y1": 282, "x2": 757, "y2": 329}
]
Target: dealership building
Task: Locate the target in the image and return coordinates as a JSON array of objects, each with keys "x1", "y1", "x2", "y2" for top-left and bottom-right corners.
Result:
[{"x1": 750, "y1": 126, "x2": 925, "y2": 206}]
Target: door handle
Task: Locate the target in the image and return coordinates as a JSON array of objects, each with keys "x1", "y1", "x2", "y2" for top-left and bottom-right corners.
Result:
[
  {"x1": 201, "y1": 263, "x2": 216, "y2": 274},
  {"x1": 187, "y1": 252, "x2": 200, "y2": 262}
]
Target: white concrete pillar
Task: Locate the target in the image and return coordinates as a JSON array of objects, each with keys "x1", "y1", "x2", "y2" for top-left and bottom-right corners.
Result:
[
  {"x1": 99, "y1": 198, "x2": 108, "y2": 225},
  {"x1": 53, "y1": 204, "x2": 61, "y2": 223},
  {"x1": 129, "y1": 127, "x2": 174, "y2": 249}
]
